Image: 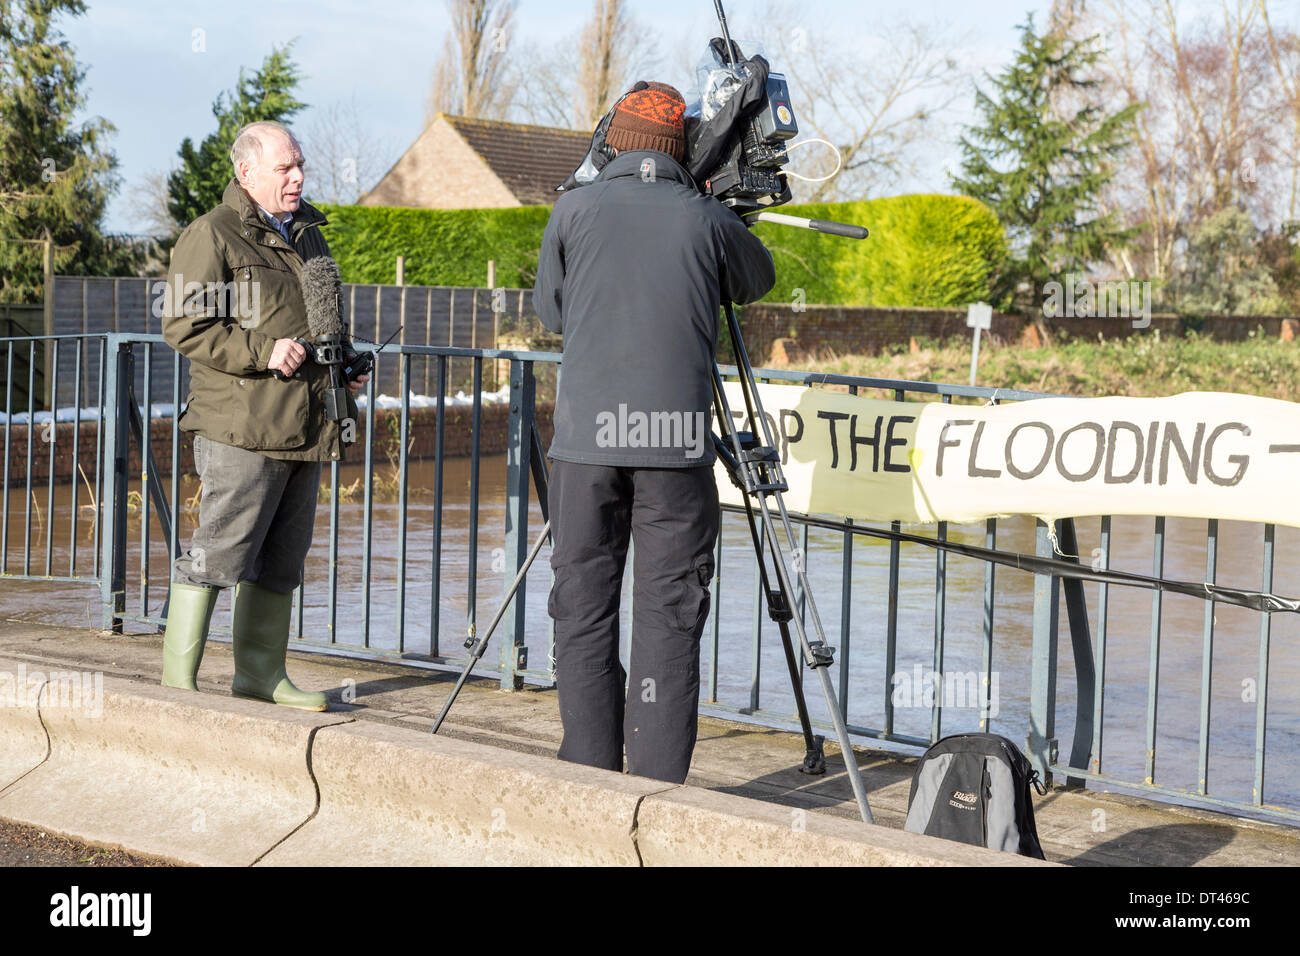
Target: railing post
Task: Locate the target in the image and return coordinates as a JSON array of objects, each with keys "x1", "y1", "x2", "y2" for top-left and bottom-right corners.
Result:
[
  {"x1": 1056, "y1": 517, "x2": 1096, "y2": 788},
  {"x1": 42, "y1": 237, "x2": 53, "y2": 407},
  {"x1": 499, "y1": 359, "x2": 535, "y2": 690},
  {"x1": 99, "y1": 336, "x2": 130, "y2": 633},
  {"x1": 1028, "y1": 518, "x2": 1060, "y2": 785}
]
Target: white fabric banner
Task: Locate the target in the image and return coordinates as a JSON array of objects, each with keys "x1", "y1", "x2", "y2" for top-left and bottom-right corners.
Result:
[{"x1": 715, "y1": 384, "x2": 1300, "y2": 529}]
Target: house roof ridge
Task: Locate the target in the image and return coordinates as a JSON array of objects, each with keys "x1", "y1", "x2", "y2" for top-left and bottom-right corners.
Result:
[
  {"x1": 362, "y1": 114, "x2": 592, "y2": 208},
  {"x1": 444, "y1": 114, "x2": 588, "y2": 136}
]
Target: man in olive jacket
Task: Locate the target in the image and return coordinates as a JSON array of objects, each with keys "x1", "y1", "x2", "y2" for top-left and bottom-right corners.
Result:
[
  {"x1": 159, "y1": 120, "x2": 366, "y2": 711},
  {"x1": 534, "y1": 83, "x2": 775, "y2": 783}
]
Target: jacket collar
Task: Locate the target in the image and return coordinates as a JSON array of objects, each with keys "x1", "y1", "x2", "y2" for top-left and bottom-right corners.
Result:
[
  {"x1": 222, "y1": 178, "x2": 327, "y2": 235},
  {"x1": 597, "y1": 150, "x2": 696, "y2": 189}
]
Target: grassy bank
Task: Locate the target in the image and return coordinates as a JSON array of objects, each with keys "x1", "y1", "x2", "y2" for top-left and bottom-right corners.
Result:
[{"x1": 795, "y1": 330, "x2": 1300, "y2": 401}]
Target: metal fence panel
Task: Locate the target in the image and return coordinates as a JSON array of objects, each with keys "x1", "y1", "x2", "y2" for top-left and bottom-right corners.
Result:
[{"x1": 1, "y1": 329, "x2": 1296, "y2": 827}]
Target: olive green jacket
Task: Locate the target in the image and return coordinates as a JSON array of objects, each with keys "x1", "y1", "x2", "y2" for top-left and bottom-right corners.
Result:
[{"x1": 162, "y1": 179, "x2": 358, "y2": 462}]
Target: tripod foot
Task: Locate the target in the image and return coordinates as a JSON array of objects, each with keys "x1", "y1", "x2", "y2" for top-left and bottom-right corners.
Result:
[{"x1": 800, "y1": 735, "x2": 827, "y2": 775}]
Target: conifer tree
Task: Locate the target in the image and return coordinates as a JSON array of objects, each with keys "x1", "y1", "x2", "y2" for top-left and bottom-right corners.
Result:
[
  {"x1": 0, "y1": 0, "x2": 134, "y2": 303},
  {"x1": 952, "y1": 15, "x2": 1139, "y2": 313},
  {"x1": 165, "y1": 44, "x2": 306, "y2": 230}
]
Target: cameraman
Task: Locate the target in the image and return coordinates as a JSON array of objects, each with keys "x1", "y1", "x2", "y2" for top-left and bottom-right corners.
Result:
[{"x1": 533, "y1": 82, "x2": 775, "y2": 784}]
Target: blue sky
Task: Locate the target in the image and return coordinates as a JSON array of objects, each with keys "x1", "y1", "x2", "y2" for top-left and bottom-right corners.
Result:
[{"x1": 57, "y1": 0, "x2": 1244, "y2": 233}]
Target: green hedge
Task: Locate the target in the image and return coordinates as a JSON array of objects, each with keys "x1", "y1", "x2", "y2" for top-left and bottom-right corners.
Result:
[
  {"x1": 318, "y1": 203, "x2": 551, "y2": 288},
  {"x1": 320, "y1": 193, "x2": 1005, "y2": 307},
  {"x1": 752, "y1": 195, "x2": 1006, "y2": 307}
]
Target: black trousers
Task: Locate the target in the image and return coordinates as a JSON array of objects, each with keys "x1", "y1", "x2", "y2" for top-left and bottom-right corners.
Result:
[{"x1": 547, "y1": 460, "x2": 720, "y2": 784}]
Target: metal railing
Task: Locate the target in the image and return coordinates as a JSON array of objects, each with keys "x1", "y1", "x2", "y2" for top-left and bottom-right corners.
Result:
[{"x1": 2, "y1": 331, "x2": 1296, "y2": 826}]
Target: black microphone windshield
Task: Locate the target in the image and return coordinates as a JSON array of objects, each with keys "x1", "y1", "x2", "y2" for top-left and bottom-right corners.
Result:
[{"x1": 300, "y1": 256, "x2": 344, "y2": 337}]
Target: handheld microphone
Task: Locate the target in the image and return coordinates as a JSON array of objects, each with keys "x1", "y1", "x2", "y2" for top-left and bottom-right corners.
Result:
[{"x1": 297, "y1": 255, "x2": 350, "y2": 421}]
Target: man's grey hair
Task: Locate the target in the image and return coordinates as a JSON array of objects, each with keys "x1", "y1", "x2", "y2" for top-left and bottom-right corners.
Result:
[{"x1": 230, "y1": 121, "x2": 300, "y2": 175}]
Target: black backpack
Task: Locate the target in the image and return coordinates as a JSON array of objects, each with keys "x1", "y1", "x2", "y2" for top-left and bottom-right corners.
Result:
[{"x1": 903, "y1": 733, "x2": 1047, "y2": 859}]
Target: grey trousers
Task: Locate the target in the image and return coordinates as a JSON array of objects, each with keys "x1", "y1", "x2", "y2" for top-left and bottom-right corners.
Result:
[
  {"x1": 547, "y1": 460, "x2": 720, "y2": 784},
  {"x1": 171, "y1": 435, "x2": 322, "y2": 594}
]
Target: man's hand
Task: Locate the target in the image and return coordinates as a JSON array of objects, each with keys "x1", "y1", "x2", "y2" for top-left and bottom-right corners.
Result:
[
  {"x1": 347, "y1": 373, "x2": 370, "y2": 394},
  {"x1": 268, "y1": 338, "x2": 308, "y2": 377}
]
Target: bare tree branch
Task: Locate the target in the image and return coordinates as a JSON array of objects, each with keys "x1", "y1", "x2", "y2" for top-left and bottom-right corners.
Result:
[
  {"x1": 511, "y1": 40, "x2": 579, "y2": 128},
  {"x1": 514, "y1": 0, "x2": 660, "y2": 131},
  {"x1": 425, "y1": 0, "x2": 519, "y2": 122},
  {"x1": 757, "y1": 3, "x2": 971, "y2": 202},
  {"x1": 1087, "y1": 0, "x2": 1289, "y2": 282},
  {"x1": 1261, "y1": 0, "x2": 1300, "y2": 220},
  {"x1": 574, "y1": 0, "x2": 658, "y2": 128},
  {"x1": 124, "y1": 170, "x2": 180, "y2": 241},
  {"x1": 302, "y1": 96, "x2": 400, "y2": 205}
]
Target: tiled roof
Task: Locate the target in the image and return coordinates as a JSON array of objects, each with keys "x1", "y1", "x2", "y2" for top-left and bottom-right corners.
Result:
[{"x1": 445, "y1": 116, "x2": 591, "y2": 205}]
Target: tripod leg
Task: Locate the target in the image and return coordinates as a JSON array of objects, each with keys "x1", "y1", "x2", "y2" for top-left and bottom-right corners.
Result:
[
  {"x1": 735, "y1": 490, "x2": 826, "y2": 773},
  {"x1": 529, "y1": 421, "x2": 550, "y2": 524},
  {"x1": 432, "y1": 519, "x2": 551, "y2": 734},
  {"x1": 754, "y1": 480, "x2": 874, "y2": 823},
  {"x1": 774, "y1": 617, "x2": 827, "y2": 774},
  {"x1": 716, "y1": 300, "x2": 875, "y2": 824}
]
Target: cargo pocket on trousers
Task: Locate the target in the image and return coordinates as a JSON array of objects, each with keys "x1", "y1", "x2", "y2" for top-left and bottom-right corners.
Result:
[
  {"x1": 547, "y1": 571, "x2": 570, "y2": 622},
  {"x1": 192, "y1": 435, "x2": 209, "y2": 476},
  {"x1": 675, "y1": 553, "x2": 714, "y2": 632}
]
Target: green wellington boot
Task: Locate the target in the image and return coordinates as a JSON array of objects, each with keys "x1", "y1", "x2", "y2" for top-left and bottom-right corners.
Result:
[
  {"x1": 230, "y1": 580, "x2": 327, "y2": 711},
  {"x1": 161, "y1": 582, "x2": 219, "y2": 691}
]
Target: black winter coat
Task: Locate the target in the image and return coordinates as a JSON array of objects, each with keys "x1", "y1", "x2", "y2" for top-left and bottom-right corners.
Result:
[{"x1": 533, "y1": 149, "x2": 775, "y2": 467}]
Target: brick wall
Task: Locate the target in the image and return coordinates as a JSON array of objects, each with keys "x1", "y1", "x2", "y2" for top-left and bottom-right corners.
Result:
[
  {"x1": 740, "y1": 303, "x2": 1300, "y2": 365},
  {"x1": 740, "y1": 304, "x2": 1023, "y2": 365},
  {"x1": 4, "y1": 402, "x2": 555, "y2": 485}
]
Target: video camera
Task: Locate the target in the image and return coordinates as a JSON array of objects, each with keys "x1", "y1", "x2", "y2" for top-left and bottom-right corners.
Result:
[
  {"x1": 687, "y1": 29, "x2": 798, "y2": 212},
  {"x1": 558, "y1": 1, "x2": 798, "y2": 215}
]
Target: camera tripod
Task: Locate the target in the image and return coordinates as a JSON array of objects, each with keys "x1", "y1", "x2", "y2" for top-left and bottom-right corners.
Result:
[
  {"x1": 432, "y1": 212, "x2": 875, "y2": 826},
  {"x1": 703, "y1": 294, "x2": 874, "y2": 825}
]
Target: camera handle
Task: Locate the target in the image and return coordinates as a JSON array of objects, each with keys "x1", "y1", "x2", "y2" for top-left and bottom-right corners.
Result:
[
  {"x1": 744, "y1": 210, "x2": 870, "y2": 239},
  {"x1": 270, "y1": 336, "x2": 351, "y2": 421}
]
